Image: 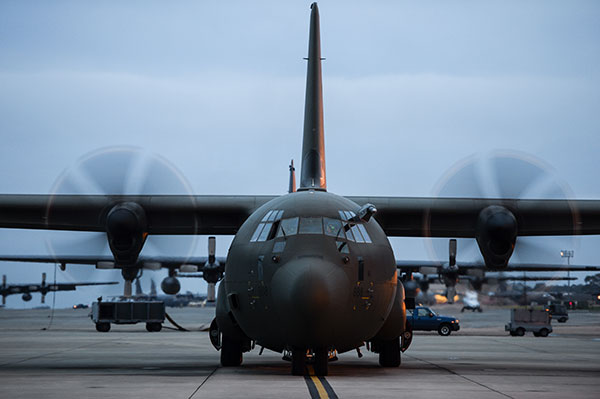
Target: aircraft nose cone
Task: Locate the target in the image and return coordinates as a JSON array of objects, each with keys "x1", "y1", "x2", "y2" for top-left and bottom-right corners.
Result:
[
  {"x1": 271, "y1": 257, "x2": 350, "y2": 347},
  {"x1": 290, "y1": 264, "x2": 330, "y2": 317}
]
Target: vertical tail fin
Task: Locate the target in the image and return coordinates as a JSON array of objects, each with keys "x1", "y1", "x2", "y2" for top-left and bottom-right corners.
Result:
[
  {"x1": 299, "y1": 3, "x2": 326, "y2": 191},
  {"x1": 150, "y1": 279, "x2": 157, "y2": 297},
  {"x1": 135, "y1": 278, "x2": 143, "y2": 296}
]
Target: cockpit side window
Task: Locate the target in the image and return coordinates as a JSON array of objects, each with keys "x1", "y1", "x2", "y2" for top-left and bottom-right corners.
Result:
[
  {"x1": 276, "y1": 217, "x2": 299, "y2": 237},
  {"x1": 357, "y1": 224, "x2": 372, "y2": 243},
  {"x1": 251, "y1": 210, "x2": 284, "y2": 242},
  {"x1": 257, "y1": 222, "x2": 274, "y2": 241},
  {"x1": 337, "y1": 209, "x2": 372, "y2": 243},
  {"x1": 351, "y1": 224, "x2": 365, "y2": 243},
  {"x1": 250, "y1": 223, "x2": 265, "y2": 242}
]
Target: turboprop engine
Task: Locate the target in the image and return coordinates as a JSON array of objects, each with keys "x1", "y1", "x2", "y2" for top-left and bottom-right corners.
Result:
[
  {"x1": 476, "y1": 205, "x2": 517, "y2": 269},
  {"x1": 105, "y1": 202, "x2": 148, "y2": 265}
]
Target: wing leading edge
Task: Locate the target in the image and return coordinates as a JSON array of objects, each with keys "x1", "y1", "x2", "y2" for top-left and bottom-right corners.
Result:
[{"x1": 2, "y1": 194, "x2": 600, "y2": 237}]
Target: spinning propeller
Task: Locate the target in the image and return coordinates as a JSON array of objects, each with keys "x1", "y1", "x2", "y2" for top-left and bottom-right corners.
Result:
[
  {"x1": 44, "y1": 147, "x2": 199, "y2": 296},
  {"x1": 427, "y1": 150, "x2": 579, "y2": 267}
]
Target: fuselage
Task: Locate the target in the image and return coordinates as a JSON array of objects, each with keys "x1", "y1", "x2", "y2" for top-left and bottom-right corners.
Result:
[{"x1": 221, "y1": 189, "x2": 398, "y2": 353}]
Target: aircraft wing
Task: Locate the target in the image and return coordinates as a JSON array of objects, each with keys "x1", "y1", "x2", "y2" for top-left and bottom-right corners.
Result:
[
  {"x1": 2, "y1": 194, "x2": 600, "y2": 237},
  {"x1": 396, "y1": 260, "x2": 600, "y2": 273},
  {"x1": 501, "y1": 263, "x2": 600, "y2": 272},
  {"x1": 0, "y1": 254, "x2": 227, "y2": 270},
  {"x1": 348, "y1": 197, "x2": 600, "y2": 237},
  {"x1": 396, "y1": 260, "x2": 443, "y2": 272},
  {"x1": 0, "y1": 194, "x2": 275, "y2": 235},
  {"x1": 50, "y1": 281, "x2": 119, "y2": 290},
  {"x1": 0, "y1": 281, "x2": 118, "y2": 297}
]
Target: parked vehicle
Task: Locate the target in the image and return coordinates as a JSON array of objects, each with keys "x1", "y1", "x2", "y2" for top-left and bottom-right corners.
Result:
[
  {"x1": 91, "y1": 300, "x2": 165, "y2": 332},
  {"x1": 547, "y1": 303, "x2": 568, "y2": 323},
  {"x1": 406, "y1": 306, "x2": 460, "y2": 336},
  {"x1": 505, "y1": 308, "x2": 552, "y2": 337}
]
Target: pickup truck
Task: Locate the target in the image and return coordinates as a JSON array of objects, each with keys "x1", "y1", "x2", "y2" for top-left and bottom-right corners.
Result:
[{"x1": 406, "y1": 306, "x2": 460, "y2": 336}]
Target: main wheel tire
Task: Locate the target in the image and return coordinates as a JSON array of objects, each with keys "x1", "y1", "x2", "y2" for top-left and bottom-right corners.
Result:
[
  {"x1": 95, "y1": 322, "x2": 110, "y2": 332},
  {"x1": 291, "y1": 349, "x2": 306, "y2": 376},
  {"x1": 558, "y1": 317, "x2": 567, "y2": 323},
  {"x1": 516, "y1": 327, "x2": 525, "y2": 336},
  {"x1": 220, "y1": 335, "x2": 243, "y2": 367},
  {"x1": 533, "y1": 331, "x2": 540, "y2": 337},
  {"x1": 539, "y1": 328, "x2": 549, "y2": 337},
  {"x1": 378, "y1": 337, "x2": 401, "y2": 367},
  {"x1": 314, "y1": 348, "x2": 328, "y2": 376},
  {"x1": 146, "y1": 322, "x2": 162, "y2": 332},
  {"x1": 438, "y1": 324, "x2": 452, "y2": 336},
  {"x1": 509, "y1": 331, "x2": 517, "y2": 336}
]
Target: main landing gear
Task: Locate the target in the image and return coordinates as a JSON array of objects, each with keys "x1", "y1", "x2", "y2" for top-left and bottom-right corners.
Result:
[
  {"x1": 378, "y1": 337, "x2": 401, "y2": 367},
  {"x1": 220, "y1": 335, "x2": 243, "y2": 367}
]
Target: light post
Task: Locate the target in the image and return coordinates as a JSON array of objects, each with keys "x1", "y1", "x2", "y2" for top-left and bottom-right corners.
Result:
[{"x1": 561, "y1": 250, "x2": 574, "y2": 300}]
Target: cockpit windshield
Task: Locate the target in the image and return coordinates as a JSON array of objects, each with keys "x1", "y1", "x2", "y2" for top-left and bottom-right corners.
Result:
[{"x1": 250, "y1": 210, "x2": 372, "y2": 243}]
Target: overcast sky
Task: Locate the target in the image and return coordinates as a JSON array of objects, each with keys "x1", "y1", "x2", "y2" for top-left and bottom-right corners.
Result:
[{"x1": 1, "y1": 1, "x2": 599, "y2": 309}]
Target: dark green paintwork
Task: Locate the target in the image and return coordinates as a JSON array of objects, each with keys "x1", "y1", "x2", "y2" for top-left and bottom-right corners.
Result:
[{"x1": 221, "y1": 190, "x2": 398, "y2": 353}]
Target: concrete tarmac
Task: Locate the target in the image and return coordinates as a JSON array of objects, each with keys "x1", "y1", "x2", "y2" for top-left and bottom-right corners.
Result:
[{"x1": 0, "y1": 306, "x2": 599, "y2": 398}]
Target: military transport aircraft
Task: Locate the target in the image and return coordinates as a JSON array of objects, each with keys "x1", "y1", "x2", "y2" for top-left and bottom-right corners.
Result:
[
  {"x1": 0, "y1": 273, "x2": 117, "y2": 305},
  {"x1": 1, "y1": 3, "x2": 600, "y2": 376},
  {"x1": 398, "y1": 239, "x2": 599, "y2": 302}
]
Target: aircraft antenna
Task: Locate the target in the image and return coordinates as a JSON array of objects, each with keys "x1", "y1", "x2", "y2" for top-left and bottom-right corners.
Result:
[
  {"x1": 299, "y1": 3, "x2": 326, "y2": 191},
  {"x1": 289, "y1": 159, "x2": 296, "y2": 193}
]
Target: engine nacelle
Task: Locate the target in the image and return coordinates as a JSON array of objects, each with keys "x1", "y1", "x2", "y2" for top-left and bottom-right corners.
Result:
[
  {"x1": 202, "y1": 263, "x2": 224, "y2": 284},
  {"x1": 22, "y1": 293, "x2": 32, "y2": 302},
  {"x1": 476, "y1": 205, "x2": 517, "y2": 269},
  {"x1": 470, "y1": 277, "x2": 484, "y2": 292},
  {"x1": 105, "y1": 202, "x2": 147, "y2": 265},
  {"x1": 161, "y1": 276, "x2": 181, "y2": 295}
]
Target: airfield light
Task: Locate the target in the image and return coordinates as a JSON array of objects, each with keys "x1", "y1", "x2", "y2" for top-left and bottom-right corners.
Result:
[{"x1": 561, "y1": 250, "x2": 574, "y2": 296}]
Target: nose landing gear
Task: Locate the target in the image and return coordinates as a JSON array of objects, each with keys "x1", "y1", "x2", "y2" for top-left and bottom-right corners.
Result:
[{"x1": 287, "y1": 348, "x2": 335, "y2": 376}]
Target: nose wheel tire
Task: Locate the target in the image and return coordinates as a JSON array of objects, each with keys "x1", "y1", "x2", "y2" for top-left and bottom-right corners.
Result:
[
  {"x1": 313, "y1": 348, "x2": 328, "y2": 376},
  {"x1": 221, "y1": 335, "x2": 243, "y2": 367},
  {"x1": 291, "y1": 349, "x2": 306, "y2": 376}
]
